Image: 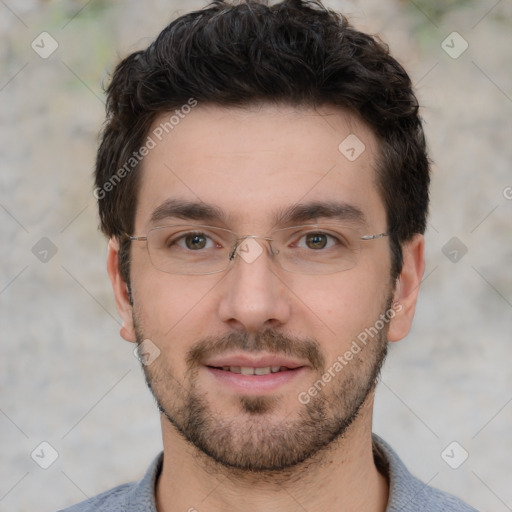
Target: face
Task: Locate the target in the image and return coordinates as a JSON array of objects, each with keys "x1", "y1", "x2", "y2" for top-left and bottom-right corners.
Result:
[{"x1": 111, "y1": 104, "x2": 411, "y2": 472}]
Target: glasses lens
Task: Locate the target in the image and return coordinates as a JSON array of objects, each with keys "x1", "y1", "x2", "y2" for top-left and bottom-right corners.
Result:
[
  {"x1": 271, "y1": 224, "x2": 361, "y2": 274},
  {"x1": 146, "y1": 225, "x2": 234, "y2": 274},
  {"x1": 144, "y1": 223, "x2": 365, "y2": 275}
]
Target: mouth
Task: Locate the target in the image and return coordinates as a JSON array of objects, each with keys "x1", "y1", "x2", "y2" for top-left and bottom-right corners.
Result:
[
  {"x1": 202, "y1": 354, "x2": 309, "y2": 394},
  {"x1": 207, "y1": 365, "x2": 298, "y2": 375}
]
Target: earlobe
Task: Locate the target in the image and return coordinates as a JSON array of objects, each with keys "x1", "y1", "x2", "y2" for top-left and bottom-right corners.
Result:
[
  {"x1": 387, "y1": 234, "x2": 425, "y2": 343},
  {"x1": 107, "y1": 238, "x2": 137, "y2": 343}
]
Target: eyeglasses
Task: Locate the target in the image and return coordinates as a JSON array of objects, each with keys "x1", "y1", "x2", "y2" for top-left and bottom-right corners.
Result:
[{"x1": 127, "y1": 223, "x2": 389, "y2": 275}]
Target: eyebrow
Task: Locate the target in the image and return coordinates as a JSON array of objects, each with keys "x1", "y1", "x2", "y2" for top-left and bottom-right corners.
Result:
[
  {"x1": 149, "y1": 199, "x2": 367, "y2": 228},
  {"x1": 150, "y1": 199, "x2": 228, "y2": 225},
  {"x1": 273, "y1": 201, "x2": 367, "y2": 227}
]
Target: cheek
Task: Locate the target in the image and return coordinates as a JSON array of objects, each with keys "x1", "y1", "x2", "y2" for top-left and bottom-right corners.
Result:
[
  {"x1": 300, "y1": 263, "x2": 390, "y2": 355},
  {"x1": 306, "y1": 282, "x2": 380, "y2": 331},
  {"x1": 131, "y1": 263, "x2": 224, "y2": 345}
]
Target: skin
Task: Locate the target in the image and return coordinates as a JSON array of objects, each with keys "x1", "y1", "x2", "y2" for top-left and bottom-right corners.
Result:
[{"x1": 107, "y1": 103, "x2": 424, "y2": 512}]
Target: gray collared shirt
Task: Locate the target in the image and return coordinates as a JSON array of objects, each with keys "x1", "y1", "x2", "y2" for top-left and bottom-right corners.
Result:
[{"x1": 58, "y1": 435, "x2": 478, "y2": 511}]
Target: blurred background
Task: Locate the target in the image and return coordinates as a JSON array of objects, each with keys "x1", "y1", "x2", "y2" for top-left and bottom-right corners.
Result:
[{"x1": 1, "y1": 0, "x2": 511, "y2": 510}]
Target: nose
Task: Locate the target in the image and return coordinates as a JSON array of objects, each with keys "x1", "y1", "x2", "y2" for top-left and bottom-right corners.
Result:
[{"x1": 216, "y1": 237, "x2": 292, "y2": 333}]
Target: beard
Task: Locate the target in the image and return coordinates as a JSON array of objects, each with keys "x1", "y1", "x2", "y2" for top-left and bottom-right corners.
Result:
[{"x1": 135, "y1": 296, "x2": 391, "y2": 474}]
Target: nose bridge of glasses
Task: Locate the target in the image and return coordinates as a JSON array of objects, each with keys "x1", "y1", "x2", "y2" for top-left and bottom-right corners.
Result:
[{"x1": 231, "y1": 234, "x2": 278, "y2": 265}]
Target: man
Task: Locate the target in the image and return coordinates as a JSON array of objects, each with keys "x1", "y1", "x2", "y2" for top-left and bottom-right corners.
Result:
[{"x1": 61, "y1": 1, "x2": 477, "y2": 510}]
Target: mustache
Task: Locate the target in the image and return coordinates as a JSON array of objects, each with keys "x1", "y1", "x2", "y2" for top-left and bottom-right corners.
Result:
[{"x1": 186, "y1": 329, "x2": 325, "y2": 372}]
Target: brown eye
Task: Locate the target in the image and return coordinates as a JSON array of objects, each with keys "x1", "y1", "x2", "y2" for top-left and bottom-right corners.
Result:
[
  {"x1": 185, "y1": 234, "x2": 208, "y2": 250},
  {"x1": 305, "y1": 233, "x2": 328, "y2": 250}
]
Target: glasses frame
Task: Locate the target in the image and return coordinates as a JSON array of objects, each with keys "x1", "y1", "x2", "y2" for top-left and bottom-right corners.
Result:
[{"x1": 126, "y1": 223, "x2": 389, "y2": 275}]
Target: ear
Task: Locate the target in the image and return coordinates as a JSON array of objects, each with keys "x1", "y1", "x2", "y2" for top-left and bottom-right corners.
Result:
[
  {"x1": 387, "y1": 234, "x2": 425, "y2": 342},
  {"x1": 107, "y1": 238, "x2": 136, "y2": 343}
]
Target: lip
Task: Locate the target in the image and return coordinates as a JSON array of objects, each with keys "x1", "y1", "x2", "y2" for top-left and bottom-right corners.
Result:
[
  {"x1": 202, "y1": 352, "x2": 310, "y2": 395},
  {"x1": 203, "y1": 353, "x2": 307, "y2": 370},
  {"x1": 204, "y1": 366, "x2": 308, "y2": 394}
]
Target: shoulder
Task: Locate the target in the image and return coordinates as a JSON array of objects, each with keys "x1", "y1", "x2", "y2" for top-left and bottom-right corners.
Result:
[
  {"x1": 57, "y1": 452, "x2": 163, "y2": 512},
  {"x1": 413, "y1": 486, "x2": 480, "y2": 511},
  {"x1": 372, "y1": 434, "x2": 479, "y2": 512},
  {"x1": 57, "y1": 482, "x2": 134, "y2": 512}
]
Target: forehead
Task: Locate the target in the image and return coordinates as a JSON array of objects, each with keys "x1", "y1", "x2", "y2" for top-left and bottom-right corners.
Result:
[{"x1": 135, "y1": 103, "x2": 384, "y2": 232}]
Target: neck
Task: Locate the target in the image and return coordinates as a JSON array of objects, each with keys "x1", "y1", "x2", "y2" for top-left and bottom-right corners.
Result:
[{"x1": 155, "y1": 400, "x2": 389, "y2": 512}]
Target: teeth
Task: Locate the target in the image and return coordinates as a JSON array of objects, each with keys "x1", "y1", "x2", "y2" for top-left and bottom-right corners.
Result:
[
  {"x1": 254, "y1": 367, "x2": 271, "y2": 375},
  {"x1": 220, "y1": 366, "x2": 287, "y2": 375}
]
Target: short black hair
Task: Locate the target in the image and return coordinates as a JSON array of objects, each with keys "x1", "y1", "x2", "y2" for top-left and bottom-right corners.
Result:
[{"x1": 95, "y1": 0, "x2": 430, "y2": 282}]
